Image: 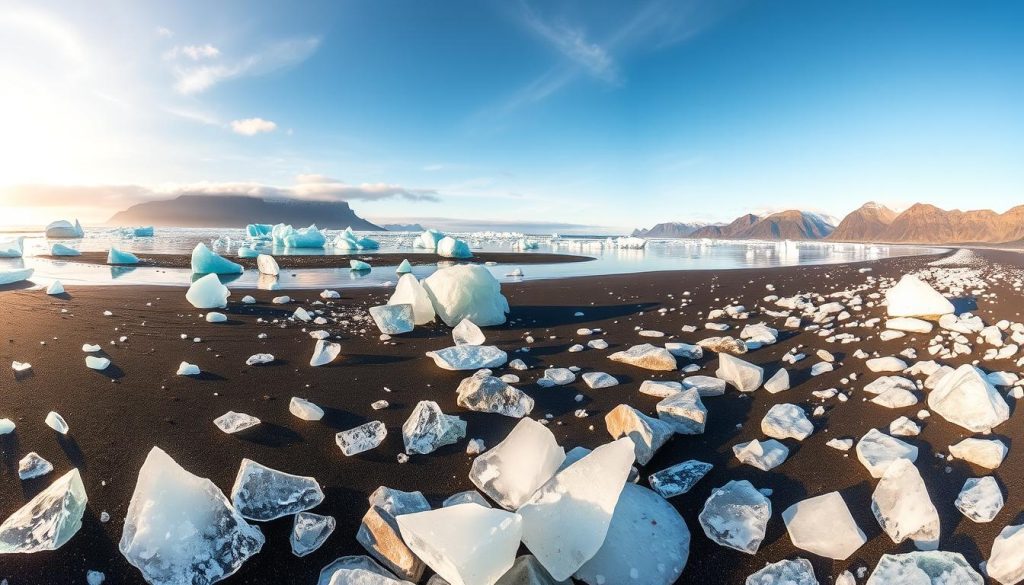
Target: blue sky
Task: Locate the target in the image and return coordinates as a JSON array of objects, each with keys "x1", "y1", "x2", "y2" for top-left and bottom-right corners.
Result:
[{"x1": 0, "y1": 0, "x2": 1022, "y2": 232}]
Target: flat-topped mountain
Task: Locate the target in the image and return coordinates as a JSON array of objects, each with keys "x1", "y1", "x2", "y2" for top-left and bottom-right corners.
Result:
[
  {"x1": 631, "y1": 222, "x2": 714, "y2": 238},
  {"x1": 107, "y1": 195, "x2": 384, "y2": 230}
]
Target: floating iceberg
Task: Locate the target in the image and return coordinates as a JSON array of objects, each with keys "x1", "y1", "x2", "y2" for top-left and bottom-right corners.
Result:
[
  {"x1": 44, "y1": 219, "x2": 84, "y2": 238},
  {"x1": 0, "y1": 237, "x2": 24, "y2": 258},
  {"x1": 247, "y1": 223, "x2": 273, "y2": 237},
  {"x1": 107, "y1": 247, "x2": 139, "y2": 264},
  {"x1": 928, "y1": 364, "x2": 1009, "y2": 433},
  {"x1": 0, "y1": 468, "x2": 87, "y2": 553},
  {"x1": 0, "y1": 268, "x2": 33, "y2": 285},
  {"x1": 191, "y1": 243, "x2": 243, "y2": 274},
  {"x1": 886, "y1": 274, "x2": 954, "y2": 317},
  {"x1": 699, "y1": 480, "x2": 771, "y2": 554},
  {"x1": 470, "y1": 418, "x2": 565, "y2": 510},
  {"x1": 422, "y1": 265, "x2": 509, "y2": 327},
  {"x1": 335, "y1": 227, "x2": 379, "y2": 250},
  {"x1": 119, "y1": 447, "x2": 265, "y2": 584},
  {"x1": 426, "y1": 345, "x2": 507, "y2": 370},
  {"x1": 132, "y1": 226, "x2": 154, "y2": 237},
  {"x1": 415, "y1": 229, "x2": 445, "y2": 251},
  {"x1": 437, "y1": 236, "x2": 473, "y2": 259},
  {"x1": 186, "y1": 273, "x2": 230, "y2": 309},
  {"x1": 230, "y1": 459, "x2": 324, "y2": 521},
  {"x1": 50, "y1": 243, "x2": 80, "y2": 256},
  {"x1": 389, "y1": 274, "x2": 436, "y2": 325},
  {"x1": 351, "y1": 260, "x2": 372, "y2": 271},
  {"x1": 274, "y1": 224, "x2": 327, "y2": 248},
  {"x1": 402, "y1": 401, "x2": 467, "y2": 454}
]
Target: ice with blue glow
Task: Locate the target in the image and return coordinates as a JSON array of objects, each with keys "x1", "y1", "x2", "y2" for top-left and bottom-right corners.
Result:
[
  {"x1": 191, "y1": 243, "x2": 244, "y2": 274},
  {"x1": 107, "y1": 247, "x2": 139, "y2": 264}
]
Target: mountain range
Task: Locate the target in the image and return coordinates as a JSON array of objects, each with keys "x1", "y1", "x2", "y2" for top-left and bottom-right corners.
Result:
[{"x1": 637, "y1": 211, "x2": 836, "y2": 241}]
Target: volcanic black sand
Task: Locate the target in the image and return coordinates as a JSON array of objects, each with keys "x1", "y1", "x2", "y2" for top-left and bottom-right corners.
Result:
[
  {"x1": 38, "y1": 251, "x2": 594, "y2": 269},
  {"x1": 3, "y1": 248, "x2": 1024, "y2": 583}
]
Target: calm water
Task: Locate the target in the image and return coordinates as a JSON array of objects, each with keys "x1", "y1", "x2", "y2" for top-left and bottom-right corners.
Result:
[{"x1": 0, "y1": 227, "x2": 945, "y2": 290}]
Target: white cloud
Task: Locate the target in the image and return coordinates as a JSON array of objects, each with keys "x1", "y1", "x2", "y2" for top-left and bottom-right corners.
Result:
[
  {"x1": 165, "y1": 43, "x2": 221, "y2": 61},
  {"x1": 520, "y1": 4, "x2": 618, "y2": 84},
  {"x1": 230, "y1": 117, "x2": 277, "y2": 135},
  {"x1": 172, "y1": 37, "x2": 320, "y2": 94},
  {"x1": 155, "y1": 26, "x2": 174, "y2": 38}
]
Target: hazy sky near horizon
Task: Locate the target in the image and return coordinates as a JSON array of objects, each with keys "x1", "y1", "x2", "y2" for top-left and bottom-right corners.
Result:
[{"x1": 1, "y1": 0, "x2": 1022, "y2": 231}]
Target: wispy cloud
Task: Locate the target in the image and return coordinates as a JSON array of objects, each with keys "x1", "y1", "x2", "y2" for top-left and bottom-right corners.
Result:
[
  {"x1": 171, "y1": 37, "x2": 321, "y2": 94},
  {"x1": 230, "y1": 117, "x2": 277, "y2": 135},
  {"x1": 155, "y1": 26, "x2": 174, "y2": 39},
  {"x1": 519, "y1": 2, "x2": 619, "y2": 84},
  {"x1": 165, "y1": 43, "x2": 220, "y2": 61}
]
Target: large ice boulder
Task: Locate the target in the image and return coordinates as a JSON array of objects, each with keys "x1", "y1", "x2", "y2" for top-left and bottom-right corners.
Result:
[
  {"x1": 274, "y1": 224, "x2": 327, "y2": 248},
  {"x1": 867, "y1": 552, "x2": 982, "y2": 585},
  {"x1": 716, "y1": 354, "x2": 764, "y2": 392},
  {"x1": 871, "y1": 458, "x2": 940, "y2": 549},
  {"x1": 782, "y1": 492, "x2": 866, "y2": 559},
  {"x1": 230, "y1": 459, "x2": 324, "y2": 521},
  {"x1": 396, "y1": 503, "x2": 522, "y2": 585},
  {"x1": 699, "y1": 480, "x2": 771, "y2": 554},
  {"x1": 437, "y1": 236, "x2": 472, "y2": 259},
  {"x1": 247, "y1": 223, "x2": 273, "y2": 237},
  {"x1": 0, "y1": 237, "x2": 24, "y2": 258},
  {"x1": 422, "y1": 265, "x2": 509, "y2": 326},
  {"x1": 0, "y1": 268, "x2": 33, "y2": 285},
  {"x1": 107, "y1": 247, "x2": 140, "y2": 264},
  {"x1": 402, "y1": 401, "x2": 467, "y2": 454},
  {"x1": 415, "y1": 229, "x2": 445, "y2": 250},
  {"x1": 119, "y1": 447, "x2": 265, "y2": 584},
  {"x1": 45, "y1": 219, "x2": 84, "y2": 238},
  {"x1": 191, "y1": 243, "x2": 244, "y2": 274},
  {"x1": 470, "y1": 418, "x2": 565, "y2": 510},
  {"x1": 335, "y1": 227, "x2": 379, "y2": 251},
  {"x1": 988, "y1": 524, "x2": 1024, "y2": 585},
  {"x1": 518, "y1": 438, "x2": 635, "y2": 581},
  {"x1": 575, "y1": 484, "x2": 690, "y2": 585},
  {"x1": 257, "y1": 254, "x2": 280, "y2": 276},
  {"x1": 389, "y1": 274, "x2": 436, "y2": 325},
  {"x1": 0, "y1": 469, "x2": 87, "y2": 553},
  {"x1": 186, "y1": 273, "x2": 230, "y2": 309},
  {"x1": 928, "y1": 364, "x2": 1009, "y2": 433},
  {"x1": 856, "y1": 428, "x2": 918, "y2": 478},
  {"x1": 886, "y1": 274, "x2": 955, "y2": 318}
]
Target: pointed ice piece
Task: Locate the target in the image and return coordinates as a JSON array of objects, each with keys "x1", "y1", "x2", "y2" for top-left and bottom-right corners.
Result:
[
  {"x1": 310, "y1": 339, "x2": 342, "y2": 366},
  {"x1": 871, "y1": 458, "x2": 940, "y2": 549},
  {"x1": 256, "y1": 254, "x2": 280, "y2": 276},
  {"x1": 716, "y1": 354, "x2": 764, "y2": 392},
  {"x1": 470, "y1": 418, "x2": 565, "y2": 511},
  {"x1": 649, "y1": 460, "x2": 712, "y2": 498},
  {"x1": 107, "y1": 247, "x2": 139, "y2": 264},
  {"x1": 885, "y1": 274, "x2": 955, "y2": 317},
  {"x1": 443, "y1": 491, "x2": 491, "y2": 509},
  {"x1": 856, "y1": 428, "x2": 918, "y2": 478},
  {"x1": 604, "y1": 404, "x2": 673, "y2": 465},
  {"x1": 745, "y1": 559, "x2": 818, "y2": 585},
  {"x1": 783, "y1": 492, "x2": 865, "y2": 559},
  {"x1": 396, "y1": 259, "x2": 413, "y2": 274},
  {"x1": 761, "y1": 403, "x2": 813, "y2": 441},
  {"x1": 292, "y1": 512, "x2": 336, "y2": 557},
  {"x1": 397, "y1": 503, "x2": 522, "y2": 585},
  {"x1": 290, "y1": 397, "x2": 325, "y2": 421},
  {"x1": 733, "y1": 439, "x2": 789, "y2": 471},
  {"x1": 928, "y1": 364, "x2": 1009, "y2": 433},
  {"x1": 186, "y1": 273, "x2": 230, "y2": 309},
  {"x1": 119, "y1": 447, "x2": 264, "y2": 583},
  {"x1": 320, "y1": 556, "x2": 405, "y2": 585},
  {"x1": 214, "y1": 411, "x2": 260, "y2": 434},
  {"x1": 656, "y1": 388, "x2": 707, "y2": 434},
  {"x1": 357, "y1": 487, "x2": 431, "y2": 581},
  {"x1": 699, "y1": 480, "x2": 771, "y2": 554},
  {"x1": 764, "y1": 368, "x2": 790, "y2": 393},
  {"x1": 46, "y1": 280, "x2": 64, "y2": 295},
  {"x1": 422, "y1": 265, "x2": 509, "y2": 327},
  {"x1": 389, "y1": 274, "x2": 436, "y2": 325},
  {"x1": 575, "y1": 484, "x2": 690, "y2": 585},
  {"x1": 191, "y1": 242, "x2": 243, "y2": 274},
  {"x1": 453, "y1": 318, "x2": 486, "y2": 346},
  {"x1": 956, "y1": 476, "x2": 1003, "y2": 523},
  {"x1": 45, "y1": 411, "x2": 69, "y2": 434},
  {"x1": 18, "y1": 452, "x2": 54, "y2": 480},
  {"x1": 336, "y1": 421, "x2": 388, "y2": 456},
  {"x1": 456, "y1": 374, "x2": 534, "y2": 418},
  {"x1": 402, "y1": 401, "x2": 466, "y2": 454},
  {"x1": 518, "y1": 438, "x2": 635, "y2": 581},
  {"x1": 425, "y1": 345, "x2": 507, "y2": 370},
  {"x1": 51, "y1": 243, "x2": 80, "y2": 256},
  {"x1": 607, "y1": 343, "x2": 677, "y2": 371},
  {"x1": 0, "y1": 468, "x2": 86, "y2": 553},
  {"x1": 867, "y1": 552, "x2": 982, "y2": 585},
  {"x1": 230, "y1": 458, "x2": 324, "y2": 521},
  {"x1": 370, "y1": 304, "x2": 415, "y2": 335}
]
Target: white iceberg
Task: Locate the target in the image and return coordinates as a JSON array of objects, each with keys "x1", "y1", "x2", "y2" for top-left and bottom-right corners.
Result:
[
  {"x1": 886, "y1": 275, "x2": 955, "y2": 317},
  {"x1": 50, "y1": 243, "x2": 80, "y2": 256},
  {"x1": 470, "y1": 418, "x2": 565, "y2": 510},
  {"x1": 928, "y1": 364, "x2": 1009, "y2": 433},
  {"x1": 0, "y1": 267, "x2": 33, "y2": 285},
  {"x1": 186, "y1": 273, "x2": 230, "y2": 309},
  {"x1": 782, "y1": 492, "x2": 865, "y2": 559},
  {"x1": 0, "y1": 469, "x2": 87, "y2": 553},
  {"x1": 436, "y1": 236, "x2": 472, "y2": 259},
  {"x1": 0, "y1": 237, "x2": 24, "y2": 258},
  {"x1": 44, "y1": 219, "x2": 84, "y2": 238},
  {"x1": 256, "y1": 254, "x2": 280, "y2": 276},
  {"x1": 415, "y1": 229, "x2": 445, "y2": 251},
  {"x1": 422, "y1": 265, "x2": 509, "y2": 327},
  {"x1": 389, "y1": 274, "x2": 436, "y2": 325}
]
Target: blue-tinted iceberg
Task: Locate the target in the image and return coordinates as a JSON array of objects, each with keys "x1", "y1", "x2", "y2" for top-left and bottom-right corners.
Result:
[
  {"x1": 0, "y1": 268, "x2": 33, "y2": 285},
  {"x1": 415, "y1": 229, "x2": 445, "y2": 250},
  {"x1": 133, "y1": 226, "x2": 154, "y2": 237},
  {"x1": 247, "y1": 223, "x2": 273, "y2": 237},
  {"x1": 335, "y1": 227, "x2": 380, "y2": 251},
  {"x1": 437, "y1": 236, "x2": 472, "y2": 259},
  {"x1": 186, "y1": 273, "x2": 230, "y2": 309},
  {"x1": 191, "y1": 243, "x2": 244, "y2": 274},
  {"x1": 45, "y1": 219, "x2": 84, "y2": 238},
  {"x1": 50, "y1": 243, "x2": 80, "y2": 256},
  {"x1": 0, "y1": 237, "x2": 25, "y2": 258},
  {"x1": 273, "y1": 224, "x2": 326, "y2": 248},
  {"x1": 107, "y1": 247, "x2": 139, "y2": 264}
]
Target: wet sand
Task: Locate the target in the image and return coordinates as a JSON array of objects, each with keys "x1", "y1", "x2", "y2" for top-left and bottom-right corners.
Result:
[
  {"x1": 2, "y1": 248, "x2": 1023, "y2": 584},
  {"x1": 37, "y1": 251, "x2": 595, "y2": 269}
]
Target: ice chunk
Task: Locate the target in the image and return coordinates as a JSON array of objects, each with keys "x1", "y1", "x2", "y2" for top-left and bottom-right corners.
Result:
[
  {"x1": 886, "y1": 275, "x2": 955, "y2": 317},
  {"x1": 310, "y1": 339, "x2": 342, "y2": 366},
  {"x1": 764, "y1": 368, "x2": 790, "y2": 393},
  {"x1": 206, "y1": 312, "x2": 227, "y2": 323},
  {"x1": 886, "y1": 317, "x2": 934, "y2": 333},
  {"x1": 949, "y1": 438, "x2": 1007, "y2": 469},
  {"x1": 470, "y1": 418, "x2": 565, "y2": 510},
  {"x1": 716, "y1": 354, "x2": 764, "y2": 392},
  {"x1": 783, "y1": 492, "x2": 866, "y2": 559},
  {"x1": 456, "y1": 374, "x2": 534, "y2": 418},
  {"x1": 133, "y1": 226, "x2": 154, "y2": 237},
  {"x1": 453, "y1": 318, "x2": 486, "y2": 346},
  {"x1": 290, "y1": 397, "x2": 325, "y2": 421},
  {"x1": 666, "y1": 342, "x2": 703, "y2": 359},
  {"x1": 0, "y1": 468, "x2": 87, "y2": 553},
  {"x1": 46, "y1": 280, "x2": 65, "y2": 295},
  {"x1": 988, "y1": 524, "x2": 1024, "y2": 585},
  {"x1": 357, "y1": 487, "x2": 431, "y2": 581},
  {"x1": 351, "y1": 260, "x2": 372, "y2": 271},
  {"x1": 329, "y1": 568, "x2": 412, "y2": 585},
  {"x1": 402, "y1": 401, "x2": 466, "y2": 454},
  {"x1": 867, "y1": 552, "x2": 982, "y2": 585},
  {"x1": 426, "y1": 345, "x2": 507, "y2": 370},
  {"x1": 0, "y1": 419, "x2": 14, "y2": 434},
  {"x1": 336, "y1": 421, "x2": 388, "y2": 456},
  {"x1": 683, "y1": 375, "x2": 727, "y2": 396},
  {"x1": 256, "y1": 254, "x2": 280, "y2": 276},
  {"x1": 604, "y1": 404, "x2": 673, "y2": 465},
  {"x1": 422, "y1": 265, "x2": 509, "y2": 327},
  {"x1": 575, "y1": 483, "x2": 689, "y2": 585},
  {"x1": 518, "y1": 438, "x2": 635, "y2": 581},
  {"x1": 648, "y1": 460, "x2": 712, "y2": 498},
  {"x1": 443, "y1": 491, "x2": 491, "y2": 509},
  {"x1": 18, "y1": 452, "x2": 54, "y2": 480},
  {"x1": 319, "y1": 556, "x2": 406, "y2": 585},
  {"x1": 107, "y1": 247, "x2": 139, "y2": 264},
  {"x1": 746, "y1": 559, "x2": 818, "y2": 585},
  {"x1": 416, "y1": 229, "x2": 445, "y2": 250},
  {"x1": 86, "y1": 355, "x2": 110, "y2": 370},
  {"x1": 396, "y1": 503, "x2": 522, "y2": 585},
  {"x1": 867, "y1": 356, "x2": 908, "y2": 372},
  {"x1": 246, "y1": 353, "x2": 274, "y2": 365},
  {"x1": 230, "y1": 458, "x2": 324, "y2": 521},
  {"x1": 0, "y1": 267, "x2": 33, "y2": 285},
  {"x1": 733, "y1": 439, "x2": 789, "y2": 471},
  {"x1": 51, "y1": 243, "x2": 80, "y2": 256},
  {"x1": 0, "y1": 237, "x2": 24, "y2": 258},
  {"x1": 177, "y1": 362, "x2": 200, "y2": 376},
  {"x1": 537, "y1": 367, "x2": 575, "y2": 387},
  {"x1": 191, "y1": 243, "x2": 243, "y2": 274},
  {"x1": 119, "y1": 447, "x2": 264, "y2": 583},
  {"x1": 389, "y1": 274, "x2": 436, "y2": 325},
  {"x1": 45, "y1": 219, "x2": 84, "y2": 238},
  {"x1": 607, "y1": 343, "x2": 678, "y2": 371},
  {"x1": 582, "y1": 371, "x2": 618, "y2": 389},
  {"x1": 275, "y1": 224, "x2": 327, "y2": 248},
  {"x1": 495, "y1": 556, "x2": 564, "y2": 585},
  {"x1": 928, "y1": 364, "x2": 1009, "y2": 433},
  {"x1": 45, "y1": 411, "x2": 69, "y2": 434},
  {"x1": 396, "y1": 259, "x2": 413, "y2": 274},
  {"x1": 292, "y1": 512, "x2": 336, "y2": 557},
  {"x1": 871, "y1": 458, "x2": 940, "y2": 549},
  {"x1": 656, "y1": 388, "x2": 707, "y2": 434},
  {"x1": 186, "y1": 273, "x2": 230, "y2": 309},
  {"x1": 436, "y1": 236, "x2": 473, "y2": 259},
  {"x1": 955, "y1": 476, "x2": 1003, "y2": 523},
  {"x1": 370, "y1": 304, "x2": 415, "y2": 335},
  {"x1": 761, "y1": 403, "x2": 813, "y2": 440},
  {"x1": 856, "y1": 428, "x2": 918, "y2": 478},
  {"x1": 214, "y1": 411, "x2": 261, "y2": 434},
  {"x1": 698, "y1": 480, "x2": 771, "y2": 554}
]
